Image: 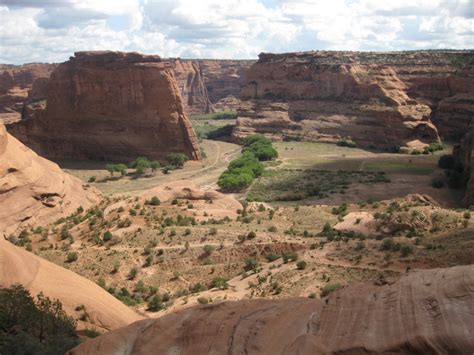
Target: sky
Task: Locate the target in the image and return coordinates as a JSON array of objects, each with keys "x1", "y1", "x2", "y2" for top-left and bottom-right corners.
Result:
[{"x1": 0, "y1": 0, "x2": 473, "y2": 64}]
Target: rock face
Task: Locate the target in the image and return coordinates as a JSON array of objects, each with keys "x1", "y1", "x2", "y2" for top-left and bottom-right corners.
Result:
[
  {"x1": 199, "y1": 59, "x2": 254, "y2": 111},
  {"x1": 170, "y1": 59, "x2": 254, "y2": 114},
  {"x1": 8, "y1": 51, "x2": 200, "y2": 162},
  {"x1": 0, "y1": 63, "x2": 55, "y2": 123},
  {"x1": 0, "y1": 123, "x2": 100, "y2": 236},
  {"x1": 69, "y1": 265, "x2": 474, "y2": 354},
  {"x1": 455, "y1": 121, "x2": 474, "y2": 207},
  {"x1": 171, "y1": 59, "x2": 213, "y2": 115},
  {"x1": 234, "y1": 51, "x2": 473, "y2": 148},
  {"x1": 0, "y1": 238, "x2": 143, "y2": 331}
]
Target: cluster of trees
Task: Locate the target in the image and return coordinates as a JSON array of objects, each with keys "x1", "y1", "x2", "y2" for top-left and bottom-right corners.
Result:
[
  {"x1": 218, "y1": 134, "x2": 277, "y2": 191},
  {"x1": 0, "y1": 284, "x2": 79, "y2": 354},
  {"x1": 104, "y1": 153, "x2": 188, "y2": 178},
  {"x1": 241, "y1": 134, "x2": 278, "y2": 161}
]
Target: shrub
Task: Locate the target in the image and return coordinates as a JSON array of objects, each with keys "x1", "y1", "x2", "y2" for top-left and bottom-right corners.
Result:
[
  {"x1": 147, "y1": 295, "x2": 163, "y2": 312},
  {"x1": 380, "y1": 238, "x2": 394, "y2": 251},
  {"x1": 88, "y1": 176, "x2": 96, "y2": 183},
  {"x1": 103, "y1": 231, "x2": 113, "y2": 242},
  {"x1": 242, "y1": 134, "x2": 278, "y2": 161},
  {"x1": 66, "y1": 252, "x2": 78, "y2": 263},
  {"x1": 211, "y1": 276, "x2": 228, "y2": 290},
  {"x1": 213, "y1": 111, "x2": 238, "y2": 120},
  {"x1": 320, "y1": 283, "x2": 341, "y2": 297},
  {"x1": 127, "y1": 267, "x2": 138, "y2": 280},
  {"x1": 282, "y1": 251, "x2": 298, "y2": 263},
  {"x1": 167, "y1": 153, "x2": 188, "y2": 168},
  {"x1": 145, "y1": 196, "x2": 161, "y2": 206},
  {"x1": 244, "y1": 258, "x2": 259, "y2": 272},
  {"x1": 296, "y1": 260, "x2": 307, "y2": 270},
  {"x1": 202, "y1": 244, "x2": 214, "y2": 255},
  {"x1": 197, "y1": 297, "x2": 209, "y2": 305},
  {"x1": 400, "y1": 244, "x2": 414, "y2": 257},
  {"x1": 268, "y1": 226, "x2": 277, "y2": 233},
  {"x1": 265, "y1": 253, "x2": 280, "y2": 262},
  {"x1": 337, "y1": 139, "x2": 356, "y2": 148},
  {"x1": 438, "y1": 154, "x2": 456, "y2": 169},
  {"x1": 463, "y1": 211, "x2": 471, "y2": 220}
]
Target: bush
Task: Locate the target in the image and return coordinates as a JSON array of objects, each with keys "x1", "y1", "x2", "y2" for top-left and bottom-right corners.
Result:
[
  {"x1": 282, "y1": 251, "x2": 298, "y2": 263},
  {"x1": 244, "y1": 258, "x2": 259, "y2": 272},
  {"x1": 438, "y1": 154, "x2": 456, "y2": 170},
  {"x1": 127, "y1": 267, "x2": 138, "y2": 280},
  {"x1": 147, "y1": 295, "x2": 163, "y2": 312},
  {"x1": 212, "y1": 111, "x2": 238, "y2": 120},
  {"x1": 400, "y1": 244, "x2": 414, "y2": 257},
  {"x1": 167, "y1": 153, "x2": 188, "y2": 168},
  {"x1": 296, "y1": 260, "x2": 307, "y2": 270},
  {"x1": 197, "y1": 297, "x2": 209, "y2": 305},
  {"x1": 0, "y1": 285, "x2": 78, "y2": 354},
  {"x1": 337, "y1": 139, "x2": 356, "y2": 148},
  {"x1": 145, "y1": 196, "x2": 161, "y2": 206},
  {"x1": 66, "y1": 252, "x2": 78, "y2": 263},
  {"x1": 320, "y1": 283, "x2": 341, "y2": 297},
  {"x1": 211, "y1": 277, "x2": 228, "y2": 290},
  {"x1": 380, "y1": 238, "x2": 394, "y2": 251},
  {"x1": 265, "y1": 253, "x2": 280, "y2": 262},
  {"x1": 88, "y1": 176, "x2": 96, "y2": 183},
  {"x1": 103, "y1": 231, "x2": 113, "y2": 242}
]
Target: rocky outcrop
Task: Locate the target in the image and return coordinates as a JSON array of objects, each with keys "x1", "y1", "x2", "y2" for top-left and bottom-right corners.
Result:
[
  {"x1": 0, "y1": 123, "x2": 100, "y2": 236},
  {"x1": 455, "y1": 120, "x2": 474, "y2": 207},
  {"x1": 170, "y1": 59, "x2": 254, "y2": 114},
  {"x1": 199, "y1": 60, "x2": 254, "y2": 111},
  {"x1": 434, "y1": 65, "x2": 474, "y2": 141},
  {"x1": 69, "y1": 265, "x2": 474, "y2": 354},
  {"x1": 234, "y1": 51, "x2": 474, "y2": 148},
  {"x1": 8, "y1": 51, "x2": 200, "y2": 162},
  {"x1": 0, "y1": 63, "x2": 55, "y2": 123},
  {"x1": 171, "y1": 59, "x2": 213, "y2": 114},
  {"x1": 0, "y1": 238, "x2": 143, "y2": 331}
]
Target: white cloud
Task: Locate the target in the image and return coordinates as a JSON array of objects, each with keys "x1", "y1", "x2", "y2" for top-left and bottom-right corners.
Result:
[{"x1": 0, "y1": 0, "x2": 472, "y2": 64}]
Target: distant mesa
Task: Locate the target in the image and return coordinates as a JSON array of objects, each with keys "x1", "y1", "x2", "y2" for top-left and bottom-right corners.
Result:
[
  {"x1": 7, "y1": 51, "x2": 200, "y2": 162},
  {"x1": 234, "y1": 50, "x2": 474, "y2": 150}
]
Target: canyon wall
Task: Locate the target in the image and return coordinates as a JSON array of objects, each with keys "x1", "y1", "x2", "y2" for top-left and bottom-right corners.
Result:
[
  {"x1": 0, "y1": 63, "x2": 55, "y2": 123},
  {"x1": 0, "y1": 123, "x2": 100, "y2": 236},
  {"x1": 8, "y1": 51, "x2": 200, "y2": 162},
  {"x1": 70, "y1": 265, "x2": 474, "y2": 354},
  {"x1": 170, "y1": 59, "x2": 254, "y2": 114},
  {"x1": 234, "y1": 51, "x2": 474, "y2": 148}
]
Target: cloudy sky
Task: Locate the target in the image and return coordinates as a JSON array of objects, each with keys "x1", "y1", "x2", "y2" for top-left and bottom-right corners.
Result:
[{"x1": 0, "y1": 0, "x2": 473, "y2": 64}]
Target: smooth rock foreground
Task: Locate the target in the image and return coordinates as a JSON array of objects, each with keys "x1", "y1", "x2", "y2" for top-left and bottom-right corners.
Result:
[
  {"x1": 8, "y1": 51, "x2": 200, "y2": 162},
  {"x1": 0, "y1": 123, "x2": 99, "y2": 236},
  {"x1": 70, "y1": 265, "x2": 473, "y2": 354}
]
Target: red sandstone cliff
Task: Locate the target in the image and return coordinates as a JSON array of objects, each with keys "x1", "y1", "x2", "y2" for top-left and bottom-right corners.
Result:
[
  {"x1": 170, "y1": 59, "x2": 254, "y2": 114},
  {"x1": 234, "y1": 51, "x2": 473, "y2": 148},
  {"x1": 0, "y1": 123, "x2": 100, "y2": 236},
  {"x1": 69, "y1": 265, "x2": 474, "y2": 354},
  {"x1": 0, "y1": 63, "x2": 55, "y2": 123},
  {"x1": 8, "y1": 51, "x2": 200, "y2": 162}
]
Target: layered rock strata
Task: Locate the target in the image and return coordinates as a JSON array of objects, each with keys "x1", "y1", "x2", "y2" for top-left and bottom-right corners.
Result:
[
  {"x1": 234, "y1": 51, "x2": 474, "y2": 147},
  {"x1": 8, "y1": 51, "x2": 200, "y2": 162}
]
